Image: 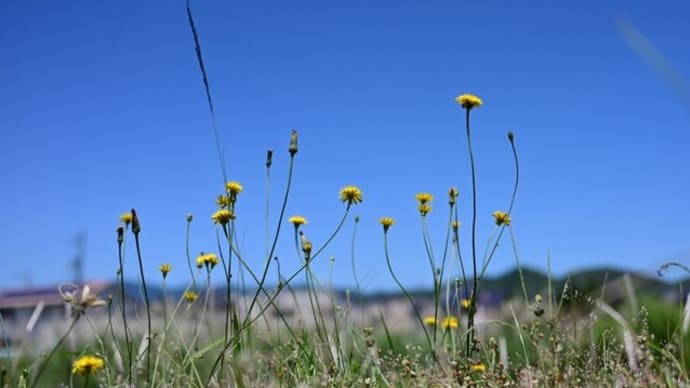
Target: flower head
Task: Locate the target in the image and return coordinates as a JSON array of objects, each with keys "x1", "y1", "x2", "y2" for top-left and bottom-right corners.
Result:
[
  {"x1": 183, "y1": 291, "x2": 198, "y2": 303},
  {"x1": 448, "y1": 187, "x2": 459, "y2": 205},
  {"x1": 159, "y1": 264, "x2": 172, "y2": 278},
  {"x1": 302, "y1": 240, "x2": 313, "y2": 260},
  {"x1": 471, "y1": 363, "x2": 486, "y2": 373},
  {"x1": 289, "y1": 215, "x2": 307, "y2": 227},
  {"x1": 61, "y1": 284, "x2": 107, "y2": 316},
  {"x1": 339, "y1": 186, "x2": 363, "y2": 205},
  {"x1": 461, "y1": 298, "x2": 471, "y2": 309},
  {"x1": 289, "y1": 129, "x2": 299, "y2": 156},
  {"x1": 492, "y1": 211, "x2": 511, "y2": 226},
  {"x1": 226, "y1": 181, "x2": 243, "y2": 196},
  {"x1": 212, "y1": 209, "x2": 235, "y2": 225},
  {"x1": 451, "y1": 220, "x2": 461, "y2": 233},
  {"x1": 196, "y1": 253, "x2": 219, "y2": 270},
  {"x1": 441, "y1": 316, "x2": 459, "y2": 330},
  {"x1": 379, "y1": 217, "x2": 395, "y2": 233},
  {"x1": 455, "y1": 93, "x2": 483, "y2": 110},
  {"x1": 215, "y1": 194, "x2": 230, "y2": 208},
  {"x1": 120, "y1": 212, "x2": 133, "y2": 226},
  {"x1": 415, "y1": 192, "x2": 433, "y2": 205},
  {"x1": 418, "y1": 203, "x2": 432, "y2": 217},
  {"x1": 72, "y1": 355, "x2": 105, "y2": 376},
  {"x1": 186, "y1": 213, "x2": 193, "y2": 222},
  {"x1": 423, "y1": 316, "x2": 437, "y2": 326}
]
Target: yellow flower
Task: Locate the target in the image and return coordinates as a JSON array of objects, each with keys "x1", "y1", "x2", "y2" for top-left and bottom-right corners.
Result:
[
  {"x1": 72, "y1": 355, "x2": 105, "y2": 376},
  {"x1": 492, "y1": 211, "x2": 511, "y2": 226},
  {"x1": 159, "y1": 264, "x2": 172, "y2": 278},
  {"x1": 120, "y1": 212, "x2": 133, "y2": 226},
  {"x1": 442, "y1": 316, "x2": 459, "y2": 330},
  {"x1": 418, "y1": 203, "x2": 432, "y2": 216},
  {"x1": 423, "y1": 316, "x2": 437, "y2": 326},
  {"x1": 212, "y1": 209, "x2": 235, "y2": 225},
  {"x1": 289, "y1": 215, "x2": 307, "y2": 227},
  {"x1": 196, "y1": 253, "x2": 219, "y2": 269},
  {"x1": 379, "y1": 217, "x2": 395, "y2": 233},
  {"x1": 226, "y1": 181, "x2": 243, "y2": 195},
  {"x1": 415, "y1": 192, "x2": 433, "y2": 205},
  {"x1": 471, "y1": 363, "x2": 486, "y2": 373},
  {"x1": 216, "y1": 194, "x2": 230, "y2": 208},
  {"x1": 339, "y1": 186, "x2": 363, "y2": 205},
  {"x1": 455, "y1": 93, "x2": 483, "y2": 110},
  {"x1": 461, "y1": 298, "x2": 471, "y2": 309},
  {"x1": 183, "y1": 291, "x2": 198, "y2": 303}
]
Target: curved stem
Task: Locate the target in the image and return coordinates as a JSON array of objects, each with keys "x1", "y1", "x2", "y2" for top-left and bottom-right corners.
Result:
[
  {"x1": 30, "y1": 316, "x2": 80, "y2": 387},
  {"x1": 465, "y1": 107, "x2": 479, "y2": 357},
  {"x1": 383, "y1": 233, "x2": 435, "y2": 358},
  {"x1": 133, "y1": 233, "x2": 152, "y2": 388}
]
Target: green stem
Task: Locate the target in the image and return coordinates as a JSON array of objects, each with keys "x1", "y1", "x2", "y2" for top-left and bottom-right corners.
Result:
[
  {"x1": 465, "y1": 107, "x2": 479, "y2": 357},
  {"x1": 383, "y1": 233, "x2": 434, "y2": 357},
  {"x1": 30, "y1": 316, "x2": 80, "y2": 387},
  {"x1": 133, "y1": 232, "x2": 152, "y2": 388}
]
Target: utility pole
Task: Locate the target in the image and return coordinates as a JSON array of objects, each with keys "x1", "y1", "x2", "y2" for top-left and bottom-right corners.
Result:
[{"x1": 71, "y1": 231, "x2": 86, "y2": 285}]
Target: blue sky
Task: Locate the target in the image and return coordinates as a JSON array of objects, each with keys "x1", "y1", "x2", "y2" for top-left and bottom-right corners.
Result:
[{"x1": 2, "y1": 1, "x2": 690, "y2": 292}]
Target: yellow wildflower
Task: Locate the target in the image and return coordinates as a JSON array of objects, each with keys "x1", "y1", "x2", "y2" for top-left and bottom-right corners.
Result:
[
  {"x1": 216, "y1": 194, "x2": 230, "y2": 208},
  {"x1": 72, "y1": 355, "x2": 105, "y2": 376},
  {"x1": 159, "y1": 264, "x2": 172, "y2": 278},
  {"x1": 196, "y1": 253, "x2": 219, "y2": 269},
  {"x1": 471, "y1": 363, "x2": 486, "y2": 373},
  {"x1": 379, "y1": 217, "x2": 395, "y2": 233},
  {"x1": 455, "y1": 93, "x2": 483, "y2": 110},
  {"x1": 418, "y1": 203, "x2": 432, "y2": 216},
  {"x1": 415, "y1": 192, "x2": 433, "y2": 204},
  {"x1": 492, "y1": 211, "x2": 511, "y2": 226},
  {"x1": 442, "y1": 316, "x2": 459, "y2": 330},
  {"x1": 120, "y1": 212, "x2": 133, "y2": 226},
  {"x1": 212, "y1": 209, "x2": 235, "y2": 225},
  {"x1": 225, "y1": 181, "x2": 243, "y2": 195},
  {"x1": 423, "y1": 316, "x2": 437, "y2": 326},
  {"x1": 183, "y1": 291, "x2": 198, "y2": 303},
  {"x1": 461, "y1": 298, "x2": 471, "y2": 309},
  {"x1": 289, "y1": 215, "x2": 307, "y2": 227},
  {"x1": 339, "y1": 185, "x2": 363, "y2": 205}
]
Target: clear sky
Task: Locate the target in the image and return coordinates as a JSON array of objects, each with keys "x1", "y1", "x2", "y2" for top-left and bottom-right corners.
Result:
[{"x1": 2, "y1": 1, "x2": 690, "y2": 292}]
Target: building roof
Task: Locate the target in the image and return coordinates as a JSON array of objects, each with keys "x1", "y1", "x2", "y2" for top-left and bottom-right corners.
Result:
[{"x1": 0, "y1": 281, "x2": 111, "y2": 309}]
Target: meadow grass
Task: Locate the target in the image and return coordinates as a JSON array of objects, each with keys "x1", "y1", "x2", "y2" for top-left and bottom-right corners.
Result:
[{"x1": 2, "y1": 4, "x2": 690, "y2": 387}]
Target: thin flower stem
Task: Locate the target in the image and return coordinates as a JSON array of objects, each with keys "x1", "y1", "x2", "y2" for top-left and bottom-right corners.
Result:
[
  {"x1": 383, "y1": 233, "x2": 434, "y2": 356},
  {"x1": 30, "y1": 316, "x2": 80, "y2": 387},
  {"x1": 133, "y1": 233, "x2": 152, "y2": 388},
  {"x1": 465, "y1": 107, "x2": 479, "y2": 357},
  {"x1": 509, "y1": 226, "x2": 529, "y2": 303},
  {"x1": 186, "y1": 218, "x2": 196, "y2": 289},
  {"x1": 243, "y1": 154, "x2": 295, "y2": 323},
  {"x1": 117, "y1": 234, "x2": 133, "y2": 383}
]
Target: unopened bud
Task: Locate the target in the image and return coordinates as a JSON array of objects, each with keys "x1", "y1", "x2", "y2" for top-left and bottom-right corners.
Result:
[
  {"x1": 288, "y1": 129, "x2": 298, "y2": 156},
  {"x1": 508, "y1": 131, "x2": 514, "y2": 142},
  {"x1": 131, "y1": 209, "x2": 141, "y2": 235},
  {"x1": 266, "y1": 149, "x2": 273, "y2": 168}
]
